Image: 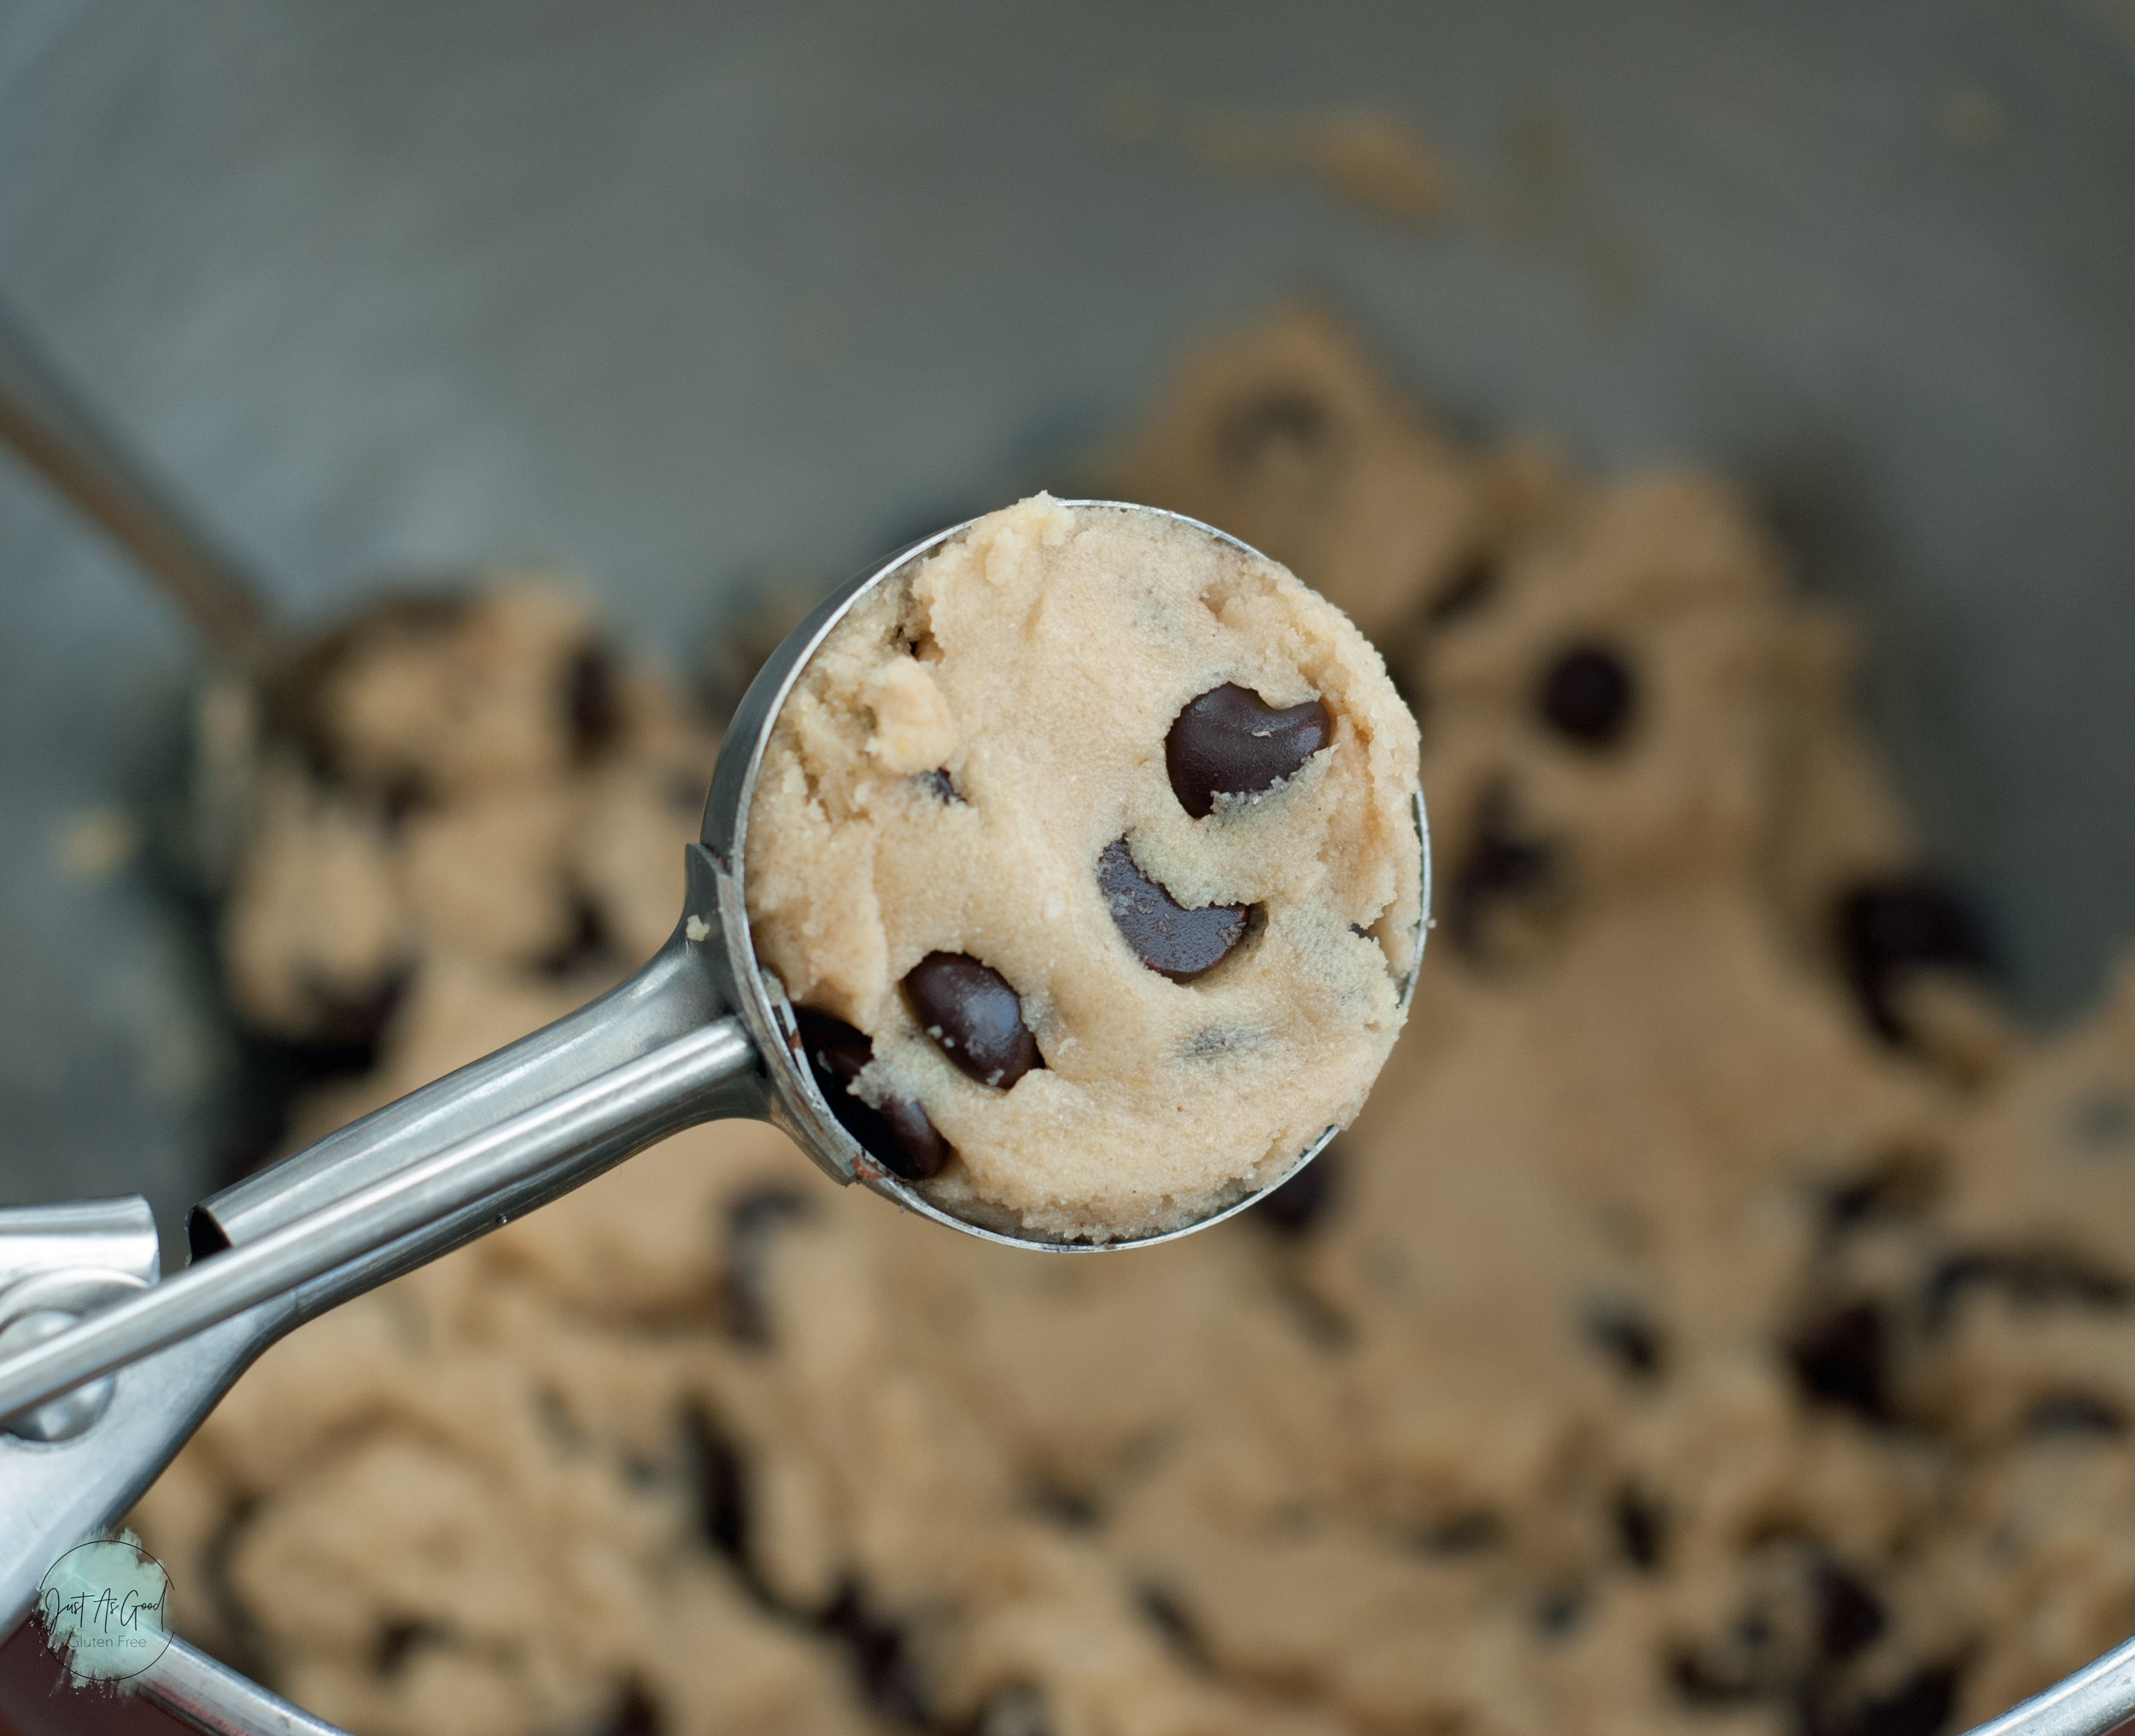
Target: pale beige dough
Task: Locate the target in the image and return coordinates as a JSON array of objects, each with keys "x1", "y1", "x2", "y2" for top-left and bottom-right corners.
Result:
[{"x1": 744, "y1": 494, "x2": 1424, "y2": 1240}]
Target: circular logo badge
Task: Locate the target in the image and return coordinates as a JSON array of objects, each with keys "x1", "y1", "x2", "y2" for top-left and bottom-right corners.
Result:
[{"x1": 33, "y1": 1533, "x2": 173, "y2": 1686}]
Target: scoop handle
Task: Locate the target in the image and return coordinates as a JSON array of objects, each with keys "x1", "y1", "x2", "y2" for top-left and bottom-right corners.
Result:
[
  {"x1": 0, "y1": 1015, "x2": 756, "y2": 1434},
  {"x1": 0, "y1": 861, "x2": 772, "y2": 1643}
]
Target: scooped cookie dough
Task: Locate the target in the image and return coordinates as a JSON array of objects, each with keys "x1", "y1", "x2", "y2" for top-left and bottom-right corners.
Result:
[{"x1": 741, "y1": 494, "x2": 1423, "y2": 1242}]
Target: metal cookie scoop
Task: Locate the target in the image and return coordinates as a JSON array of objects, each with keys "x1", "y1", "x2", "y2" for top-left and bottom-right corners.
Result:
[{"x1": 0, "y1": 320, "x2": 1431, "y2": 1724}]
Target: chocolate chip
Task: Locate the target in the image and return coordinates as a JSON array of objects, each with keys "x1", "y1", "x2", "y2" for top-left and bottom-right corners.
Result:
[
  {"x1": 1254, "y1": 1146, "x2": 1337, "y2": 1235},
  {"x1": 1135, "y1": 1584, "x2": 1213, "y2": 1669},
  {"x1": 1537, "y1": 643, "x2": 1635, "y2": 746},
  {"x1": 1583, "y1": 1301, "x2": 1666, "y2": 1378},
  {"x1": 1824, "y1": 1146, "x2": 1941, "y2": 1234},
  {"x1": 1534, "y1": 1590, "x2": 1586, "y2": 1640},
  {"x1": 211, "y1": 972, "x2": 411, "y2": 1193},
  {"x1": 1816, "y1": 1564, "x2": 1887, "y2": 1663},
  {"x1": 2026, "y1": 1392, "x2": 2126, "y2": 1438},
  {"x1": 567, "y1": 640, "x2": 621, "y2": 754},
  {"x1": 720, "y1": 1186, "x2": 811, "y2": 1347},
  {"x1": 795, "y1": 1010, "x2": 949, "y2": 1179},
  {"x1": 904, "y1": 953, "x2": 1041, "y2": 1088},
  {"x1": 1166, "y1": 684, "x2": 1331, "y2": 818},
  {"x1": 916, "y1": 768, "x2": 963, "y2": 804},
  {"x1": 1670, "y1": 1645, "x2": 1758, "y2": 1705},
  {"x1": 538, "y1": 897, "x2": 609, "y2": 979},
  {"x1": 1097, "y1": 839, "x2": 1249, "y2": 980},
  {"x1": 1613, "y1": 1486, "x2": 1666, "y2": 1570},
  {"x1": 1787, "y1": 1301, "x2": 1890, "y2": 1420},
  {"x1": 1418, "y1": 1510, "x2": 1502, "y2": 1556},
  {"x1": 374, "y1": 1621, "x2": 438, "y2": 1676},
  {"x1": 596, "y1": 1683, "x2": 663, "y2": 1736},
  {"x1": 683, "y1": 1405, "x2": 750, "y2": 1564},
  {"x1": 1029, "y1": 1485, "x2": 1100, "y2": 1529},
  {"x1": 822, "y1": 1584, "x2": 929, "y2": 1725},
  {"x1": 1836, "y1": 876, "x2": 1992, "y2": 1042},
  {"x1": 1931, "y1": 1248, "x2": 2130, "y2": 1322},
  {"x1": 1426, "y1": 556, "x2": 1496, "y2": 627},
  {"x1": 1827, "y1": 1664, "x2": 1958, "y2": 1736},
  {"x1": 2068, "y1": 1090, "x2": 2134, "y2": 1152},
  {"x1": 1447, "y1": 781, "x2": 1557, "y2": 958},
  {"x1": 1220, "y1": 390, "x2": 1329, "y2": 468}
]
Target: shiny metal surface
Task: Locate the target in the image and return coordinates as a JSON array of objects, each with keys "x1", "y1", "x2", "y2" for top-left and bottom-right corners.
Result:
[
  {"x1": 0, "y1": 1196, "x2": 159, "y2": 1289},
  {"x1": 139, "y1": 1636, "x2": 353, "y2": 1736},
  {"x1": 1969, "y1": 1640, "x2": 2135, "y2": 1736},
  {"x1": 0, "y1": 1302, "x2": 283, "y2": 1640},
  {"x1": 0, "y1": 1013, "x2": 756, "y2": 1429},
  {"x1": 193, "y1": 923, "x2": 749, "y2": 1258}
]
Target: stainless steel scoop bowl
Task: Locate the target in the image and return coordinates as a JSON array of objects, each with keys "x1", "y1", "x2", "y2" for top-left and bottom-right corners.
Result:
[{"x1": 0, "y1": 500, "x2": 1430, "y2": 1716}]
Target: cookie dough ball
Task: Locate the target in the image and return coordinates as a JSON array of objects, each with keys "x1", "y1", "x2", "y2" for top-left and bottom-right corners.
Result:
[{"x1": 743, "y1": 494, "x2": 1423, "y2": 1242}]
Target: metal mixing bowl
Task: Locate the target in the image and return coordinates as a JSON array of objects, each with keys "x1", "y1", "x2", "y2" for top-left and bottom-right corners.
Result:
[{"x1": 1, "y1": 0, "x2": 2131, "y2": 1410}]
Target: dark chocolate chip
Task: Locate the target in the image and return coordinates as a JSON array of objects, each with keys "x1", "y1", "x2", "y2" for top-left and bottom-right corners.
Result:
[
  {"x1": 1537, "y1": 642, "x2": 1635, "y2": 746},
  {"x1": 1220, "y1": 390, "x2": 1330, "y2": 468},
  {"x1": 209, "y1": 973, "x2": 411, "y2": 1194},
  {"x1": 795, "y1": 1011, "x2": 949, "y2": 1179},
  {"x1": 1825, "y1": 1147, "x2": 1940, "y2": 1234},
  {"x1": 2068, "y1": 1090, "x2": 2134, "y2": 1152},
  {"x1": 1927, "y1": 1248, "x2": 2131, "y2": 1327},
  {"x1": 1583, "y1": 1301, "x2": 1666, "y2": 1379},
  {"x1": 904, "y1": 953, "x2": 1041, "y2": 1088},
  {"x1": 374, "y1": 1621, "x2": 437, "y2": 1676},
  {"x1": 1418, "y1": 1510, "x2": 1502, "y2": 1556},
  {"x1": 1447, "y1": 781, "x2": 1557, "y2": 959},
  {"x1": 1787, "y1": 1301, "x2": 1890, "y2": 1420},
  {"x1": 720, "y1": 1186, "x2": 811, "y2": 1347},
  {"x1": 822, "y1": 1584, "x2": 930, "y2": 1725},
  {"x1": 1613, "y1": 1486, "x2": 1666, "y2": 1571},
  {"x1": 1670, "y1": 1645, "x2": 1759, "y2": 1706},
  {"x1": 1254, "y1": 1147, "x2": 1337, "y2": 1236},
  {"x1": 1029, "y1": 1485, "x2": 1100, "y2": 1529},
  {"x1": 596, "y1": 1683, "x2": 664, "y2": 1736},
  {"x1": 1829, "y1": 1663, "x2": 1959, "y2": 1736},
  {"x1": 1836, "y1": 876, "x2": 1993, "y2": 1042},
  {"x1": 1816, "y1": 1563, "x2": 1887, "y2": 1663},
  {"x1": 379, "y1": 775, "x2": 428, "y2": 831},
  {"x1": 916, "y1": 768, "x2": 963, "y2": 804},
  {"x1": 683, "y1": 1405, "x2": 750, "y2": 1565},
  {"x1": 2024, "y1": 1392, "x2": 2126, "y2": 1438},
  {"x1": 1165, "y1": 683, "x2": 1331, "y2": 818},
  {"x1": 567, "y1": 640, "x2": 622, "y2": 754},
  {"x1": 1426, "y1": 556, "x2": 1496, "y2": 627},
  {"x1": 1097, "y1": 839, "x2": 1249, "y2": 980},
  {"x1": 537, "y1": 897, "x2": 609, "y2": 979},
  {"x1": 1135, "y1": 1584, "x2": 1213, "y2": 1670},
  {"x1": 1534, "y1": 1590, "x2": 1586, "y2": 1640}
]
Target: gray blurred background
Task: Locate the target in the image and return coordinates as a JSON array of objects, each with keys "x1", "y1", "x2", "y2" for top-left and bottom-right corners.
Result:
[{"x1": 3, "y1": 0, "x2": 2132, "y2": 1266}]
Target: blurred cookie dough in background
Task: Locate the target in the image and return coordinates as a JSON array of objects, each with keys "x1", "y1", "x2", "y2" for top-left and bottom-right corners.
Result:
[{"x1": 128, "y1": 312, "x2": 2135, "y2": 1736}]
